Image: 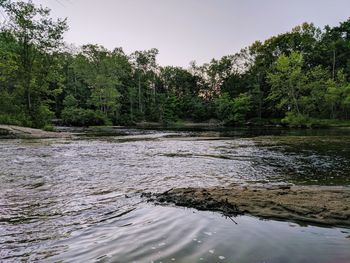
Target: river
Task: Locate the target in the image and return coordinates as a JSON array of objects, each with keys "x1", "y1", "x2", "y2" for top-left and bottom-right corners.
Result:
[{"x1": 0, "y1": 127, "x2": 350, "y2": 262}]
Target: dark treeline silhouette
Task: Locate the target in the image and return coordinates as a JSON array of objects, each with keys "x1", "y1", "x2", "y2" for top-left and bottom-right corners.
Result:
[{"x1": 1, "y1": 0, "x2": 350, "y2": 128}]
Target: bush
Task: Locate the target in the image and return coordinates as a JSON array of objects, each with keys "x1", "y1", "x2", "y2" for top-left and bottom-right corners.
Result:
[
  {"x1": 61, "y1": 107, "x2": 110, "y2": 126},
  {"x1": 215, "y1": 93, "x2": 252, "y2": 125},
  {"x1": 0, "y1": 91, "x2": 33, "y2": 126},
  {"x1": 116, "y1": 114, "x2": 136, "y2": 126},
  {"x1": 32, "y1": 105, "x2": 54, "y2": 128},
  {"x1": 43, "y1": 124, "x2": 55, "y2": 131},
  {"x1": 159, "y1": 94, "x2": 178, "y2": 125},
  {"x1": 282, "y1": 112, "x2": 309, "y2": 127},
  {"x1": 281, "y1": 112, "x2": 325, "y2": 128},
  {"x1": 0, "y1": 113, "x2": 32, "y2": 127},
  {"x1": 0, "y1": 114, "x2": 21, "y2": 126}
]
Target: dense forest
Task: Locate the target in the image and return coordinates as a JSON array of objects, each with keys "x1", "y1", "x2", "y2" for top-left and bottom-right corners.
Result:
[{"x1": 1, "y1": 0, "x2": 350, "y2": 129}]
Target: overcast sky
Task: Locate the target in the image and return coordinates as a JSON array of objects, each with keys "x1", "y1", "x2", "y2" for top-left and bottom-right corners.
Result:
[{"x1": 31, "y1": 0, "x2": 350, "y2": 67}]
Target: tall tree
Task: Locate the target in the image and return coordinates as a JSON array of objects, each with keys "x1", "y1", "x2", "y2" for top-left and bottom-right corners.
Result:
[
  {"x1": 267, "y1": 52, "x2": 305, "y2": 115},
  {"x1": 1, "y1": 0, "x2": 67, "y2": 126}
]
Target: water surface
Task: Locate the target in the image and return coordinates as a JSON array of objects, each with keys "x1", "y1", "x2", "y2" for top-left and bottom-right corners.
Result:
[{"x1": 0, "y1": 128, "x2": 349, "y2": 262}]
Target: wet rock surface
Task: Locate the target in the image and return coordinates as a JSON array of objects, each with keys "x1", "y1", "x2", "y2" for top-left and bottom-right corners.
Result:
[
  {"x1": 147, "y1": 184, "x2": 350, "y2": 227},
  {"x1": 0, "y1": 125, "x2": 71, "y2": 139}
]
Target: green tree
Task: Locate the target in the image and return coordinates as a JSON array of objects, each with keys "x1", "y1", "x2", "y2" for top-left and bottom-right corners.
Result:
[
  {"x1": 215, "y1": 92, "x2": 252, "y2": 125},
  {"x1": 325, "y1": 70, "x2": 348, "y2": 119},
  {"x1": 267, "y1": 52, "x2": 305, "y2": 115},
  {"x1": 1, "y1": 0, "x2": 67, "y2": 127},
  {"x1": 130, "y1": 48, "x2": 159, "y2": 118},
  {"x1": 71, "y1": 45, "x2": 131, "y2": 122}
]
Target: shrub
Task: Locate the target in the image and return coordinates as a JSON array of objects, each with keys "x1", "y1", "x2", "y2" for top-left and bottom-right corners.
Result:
[
  {"x1": 282, "y1": 112, "x2": 309, "y2": 127},
  {"x1": 215, "y1": 93, "x2": 252, "y2": 125},
  {"x1": 0, "y1": 113, "x2": 32, "y2": 127},
  {"x1": 281, "y1": 112, "x2": 319, "y2": 128},
  {"x1": 43, "y1": 124, "x2": 55, "y2": 131},
  {"x1": 32, "y1": 105, "x2": 54, "y2": 128},
  {"x1": 61, "y1": 107, "x2": 110, "y2": 126}
]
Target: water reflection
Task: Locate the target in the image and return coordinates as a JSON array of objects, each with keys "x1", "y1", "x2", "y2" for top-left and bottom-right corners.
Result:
[{"x1": 48, "y1": 206, "x2": 350, "y2": 263}]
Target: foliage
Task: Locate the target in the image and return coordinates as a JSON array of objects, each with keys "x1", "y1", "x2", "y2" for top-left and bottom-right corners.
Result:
[
  {"x1": 1, "y1": 1, "x2": 350, "y2": 128},
  {"x1": 61, "y1": 107, "x2": 110, "y2": 126},
  {"x1": 281, "y1": 112, "x2": 313, "y2": 128},
  {"x1": 215, "y1": 93, "x2": 252, "y2": 125},
  {"x1": 267, "y1": 52, "x2": 305, "y2": 114},
  {"x1": 0, "y1": 0, "x2": 67, "y2": 127},
  {"x1": 43, "y1": 124, "x2": 55, "y2": 132}
]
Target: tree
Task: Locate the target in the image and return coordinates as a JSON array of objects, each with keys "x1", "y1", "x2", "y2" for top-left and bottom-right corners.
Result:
[
  {"x1": 70, "y1": 45, "x2": 132, "y2": 122},
  {"x1": 1, "y1": 0, "x2": 67, "y2": 127},
  {"x1": 215, "y1": 92, "x2": 252, "y2": 124},
  {"x1": 2, "y1": 1, "x2": 350, "y2": 128},
  {"x1": 325, "y1": 70, "x2": 348, "y2": 119},
  {"x1": 130, "y1": 48, "x2": 159, "y2": 117},
  {"x1": 267, "y1": 52, "x2": 305, "y2": 115}
]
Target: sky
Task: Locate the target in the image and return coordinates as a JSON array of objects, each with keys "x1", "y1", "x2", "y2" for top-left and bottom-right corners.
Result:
[{"x1": 31, "y1": 0, "x2": 350, "y2": 67}]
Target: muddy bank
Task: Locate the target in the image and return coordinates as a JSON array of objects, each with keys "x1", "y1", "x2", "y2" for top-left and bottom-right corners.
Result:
[
  {"x1": 146, "y1": 184, "x2": 350, "y2": 227},
  {"x1": 0, "y1": 125, "x2": 71, "y2": 139}
]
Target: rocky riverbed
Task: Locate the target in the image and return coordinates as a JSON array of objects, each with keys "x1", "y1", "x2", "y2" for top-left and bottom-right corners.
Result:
[{"x1": 147, "y1": 184, "x2": 350, "y2": 227}]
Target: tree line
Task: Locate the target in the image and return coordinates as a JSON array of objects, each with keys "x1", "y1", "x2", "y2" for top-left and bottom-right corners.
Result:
[{"x1": 1, "y1": 0, "x2": 350, "y2": 129}]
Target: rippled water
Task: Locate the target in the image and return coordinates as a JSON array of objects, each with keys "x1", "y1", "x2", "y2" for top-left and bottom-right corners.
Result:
[{"x1": 0, "y1": 127, "x2": 350, "y2": 262}]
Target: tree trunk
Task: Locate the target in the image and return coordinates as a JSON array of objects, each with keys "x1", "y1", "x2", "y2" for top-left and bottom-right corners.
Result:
[
  {"x1": 290, "y1": 81, "x2": 300, "y2": 115},
  {"x1": 153, "y1": 74, "x2": 156, "y2": 104},
  {"x1": 138, "y1": 73, "x2": 142, "y2": 113},
  {"x1": 130, "y1": 92, "x2": 133, "y2": 117},
  {"x1": 332, "y1": 49, "x2": 336, "y2": 80},
  {"x1": 27, "y1": 90, "x2": 31, "y2": 111}
]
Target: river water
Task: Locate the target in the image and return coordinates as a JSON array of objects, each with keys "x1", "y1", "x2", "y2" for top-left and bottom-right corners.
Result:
[{"x1": 0, "y1": 127, "x2": 350, "y2": 262}]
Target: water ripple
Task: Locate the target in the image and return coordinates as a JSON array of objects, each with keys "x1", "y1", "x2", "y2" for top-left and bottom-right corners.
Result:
[{"x1": 1, "y1": 129, "x2": 350, "y2": 261}]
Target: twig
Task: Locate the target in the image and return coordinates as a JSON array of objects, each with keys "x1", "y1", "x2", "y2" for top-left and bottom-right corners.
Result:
[{"x1": 228, "y1": 216, "x2": 238, "y2": 225}]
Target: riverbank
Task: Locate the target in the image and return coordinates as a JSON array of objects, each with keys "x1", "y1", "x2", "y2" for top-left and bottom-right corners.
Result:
[
  {"x1": 0, "y1": 125, "x2": 72, "y2": 139},
  {"x1": 134, "y1": 120, "x2": 223, "y2": 129},
  {"x1": 129, "y1": 118, "x2": 350, "y2": 129},
  {"x1": 147, "y1": 184, "x2": 350, "y2": 227}
]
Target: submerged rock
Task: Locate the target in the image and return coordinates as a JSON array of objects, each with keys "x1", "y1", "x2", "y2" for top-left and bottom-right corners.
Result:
[{"x1": 147, "y1": 184, "x2": 350, "y2": 227}]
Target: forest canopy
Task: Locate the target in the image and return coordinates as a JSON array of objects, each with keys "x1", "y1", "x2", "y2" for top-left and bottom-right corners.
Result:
[{"x1": 1, "y1": 0, "x2": 350, "y2": 128}]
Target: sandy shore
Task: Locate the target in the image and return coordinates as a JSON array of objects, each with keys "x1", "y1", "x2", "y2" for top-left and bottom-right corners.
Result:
[
  {"x1": 0, "y1": 125, "x2": 72, "y2": 139},
  {"x1": 146, "y1": 184, "x2": 350, "y2": 227}
]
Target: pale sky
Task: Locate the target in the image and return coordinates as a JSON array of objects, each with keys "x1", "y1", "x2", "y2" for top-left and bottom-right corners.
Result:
[{"x1": 32, "y1": 0, "x2": 350, "y2": 67}]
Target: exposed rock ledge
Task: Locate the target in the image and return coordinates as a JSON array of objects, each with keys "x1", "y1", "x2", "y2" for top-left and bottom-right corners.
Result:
[
  {"x1": 145, "y1": 184, "x2": 350, "y2": 227},
  {"x1": 0, "y1": 125, "x2": 71, "y2": 139}
]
